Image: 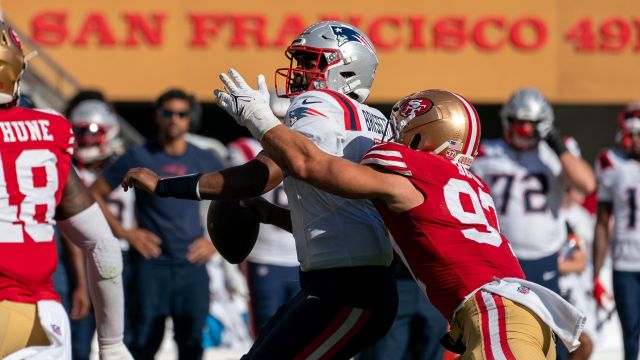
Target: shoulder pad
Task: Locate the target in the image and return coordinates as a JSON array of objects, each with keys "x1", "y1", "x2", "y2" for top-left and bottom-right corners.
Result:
[
  {"x1": 287, "y1": 91, "x2": 339, "y2": 123},
  {"x1": 476, "y1": 139, "x2": 507, "y2": 157},
  {"x1": 291, "y1": 91, "x2": 339, "y2": 109},
  {"x1": 596, "y1": 149, "x2": 613, "y2": 170},
  {"x1": 475, "y1": 143, "x2": 486, "y2": 158},
  {"x1": 361, "y1": 142, "x2": 412, "y2": 176}
]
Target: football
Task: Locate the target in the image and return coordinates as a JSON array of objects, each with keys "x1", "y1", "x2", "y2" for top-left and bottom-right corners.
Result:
[{"x1": 207, "y1": 199, "x2": 261, "y2": 264}]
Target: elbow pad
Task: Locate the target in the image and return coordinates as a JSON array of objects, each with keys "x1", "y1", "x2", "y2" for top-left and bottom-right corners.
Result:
[{"x1": 57, "y1": 203, "x2": 123, "y2": 279}]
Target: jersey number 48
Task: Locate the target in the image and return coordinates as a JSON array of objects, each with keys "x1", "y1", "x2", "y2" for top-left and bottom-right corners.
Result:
[{"x1": 0, "y1": 150, "x2": 58, "y2": 243}]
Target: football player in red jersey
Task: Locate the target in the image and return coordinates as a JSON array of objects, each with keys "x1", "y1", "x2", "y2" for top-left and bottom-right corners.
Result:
[
  {"x1": 0, "y1": 22, "x2": 131, "y2": 359},
  {"x1": 214, "y1": 83, "x2": 586, "y2": 358}
]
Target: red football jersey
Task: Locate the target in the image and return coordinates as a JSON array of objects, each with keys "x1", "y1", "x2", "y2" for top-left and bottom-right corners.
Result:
[
  {"x1": 361, "y1": 142, "x2": 524, "y2": 320},
  {"x1": 0, "y1": 107, "x2": 74, "y2": 303}
]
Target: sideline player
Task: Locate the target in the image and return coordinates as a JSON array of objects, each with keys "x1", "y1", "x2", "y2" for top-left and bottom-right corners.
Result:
[
  {"x1": 470, "y1": 88, "x2": 595, "y2": 359},
  {"x1": 213, "y1": 86, "x2": 586, "y2": 359},
  {"x1": 0, "y1": 22, "x2": 131, "y2": 359},
  {"x1": 123, "y1": 21, "x2": 398, "y2": 359},
  {"x1": 68, "y1": 98, "x2": 136, "y2": 357},
  {"x1": 593, "y1": 101, "x2": 640, "y2": 360}
]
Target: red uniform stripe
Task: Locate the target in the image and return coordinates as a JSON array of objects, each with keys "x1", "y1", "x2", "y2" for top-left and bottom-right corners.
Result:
[
  {"x1": 320, "y1": 309, "x2": 372, "y2": 360},
  {"x1": 492, "y1": 294, "x2": 516, "y2": 360},
  {"x1": 294, "y1": 306, "x2": 353, "y2": 360},
  {"x1": 452, "y1": 92, "x2": 480, "y2": 157},
  {"x1": 316, "y1": 90, "x2": 361, "y2": 131},
  {"x1": 475, "y1": 291, "x2": 495, "y2": 360},
  {"x1": 233, "y1": 141, "x2": 258, "y2": 162}
]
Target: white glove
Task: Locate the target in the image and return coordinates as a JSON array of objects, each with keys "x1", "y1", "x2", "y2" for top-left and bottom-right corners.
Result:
[
  {"x1": 269, "y1": 89, "x2": 291, "y2": 119},
  {"x1": 99, "y1": 341, "x2": 133, "y2": 360},
  {"x1": 214, "y1": 68, "x2": 280, "y2": 140}
]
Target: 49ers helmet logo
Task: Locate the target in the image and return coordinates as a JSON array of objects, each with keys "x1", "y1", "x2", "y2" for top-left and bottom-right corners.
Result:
[{"x1": 399, "y1": 98, "x2": 433, "y2": 118}]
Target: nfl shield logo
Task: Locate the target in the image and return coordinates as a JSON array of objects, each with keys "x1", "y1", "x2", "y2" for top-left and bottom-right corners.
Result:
[
  {"x1": 517, "y1": 286, "x2": 530, "y2": 295},
  {"x1": 51, "y1": 324, "x2": 62, "y2": 336}
]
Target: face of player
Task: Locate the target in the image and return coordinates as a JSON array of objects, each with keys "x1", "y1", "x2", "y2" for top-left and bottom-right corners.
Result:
[
  {"x1": 506, "y1": 118, "x2": 538, "y2": 150},
  {"x1": 288, "y1": 51, "x2": 323, "y2": 93},
  {"x1": 156, "y1": 98, "x2": 190, "y2": 141}
]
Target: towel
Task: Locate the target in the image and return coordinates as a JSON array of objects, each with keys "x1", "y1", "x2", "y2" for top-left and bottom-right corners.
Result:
[{"x1": 482, "y1": 277, "x2": 586, "y2": 351}]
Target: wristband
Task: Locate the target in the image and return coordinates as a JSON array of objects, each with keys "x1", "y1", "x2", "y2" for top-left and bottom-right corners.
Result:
[
  {"x1": 544, "y1": 128, "x2": 567, "y2": 155},
  {"x1": 154, "y1": 173, "x2": 203, "y2": 200}
]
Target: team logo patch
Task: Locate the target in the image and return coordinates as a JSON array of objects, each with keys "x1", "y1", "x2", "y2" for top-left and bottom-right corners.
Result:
[
  {"x1": 51, "y1": 324, "x2": 62, "y2": 336},
  {"x1": 516, "y1": 285, "x2": 530, "y2": 295},
  {"x1": 288, "y1": 107, "x2": 327, "y2": 125},
  {"x1": 330, "y1": 25, "x2": 374, "y2": 52},
  {"x1": 399, "y1": 98, "x2": 433, "y2": 119}
]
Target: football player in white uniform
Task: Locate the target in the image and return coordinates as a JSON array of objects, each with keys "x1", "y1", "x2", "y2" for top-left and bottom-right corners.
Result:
[
  {"x1": 593, "y1": 101, "x2": 640, "y2": 360},
  {"x1": 122, "y1": 21, "x2": 398, "y2": 359},
  {"x1": 68, "y1": 99, "x2": 135, "y2": 358},
  {"x1": 70, "y1": 100, "x2": 134, "y2": 244},
  {"x1": 471, "y1": 88, "x2": 595, "y2": 359}
]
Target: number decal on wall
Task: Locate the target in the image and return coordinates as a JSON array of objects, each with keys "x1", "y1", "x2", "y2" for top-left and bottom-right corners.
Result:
[
  {"x1": 0, "y1": 150, "x2": 58, "y2": 243},
  {"x1": 444, "y1": 178, "x2": 502, "y2": 247}
]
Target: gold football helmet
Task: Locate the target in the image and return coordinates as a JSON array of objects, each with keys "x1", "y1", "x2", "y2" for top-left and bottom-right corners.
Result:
[
  {"x1": 390, "y1": 89, "x2": 481, "y2": 168},
  {"x1": 0, "y1": 22, "x2": 25, "y2": 104}
]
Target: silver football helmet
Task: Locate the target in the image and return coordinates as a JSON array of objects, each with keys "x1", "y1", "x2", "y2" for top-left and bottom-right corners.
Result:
[
  {"x1": 617, "y1": 100, "x2": 640, "y2": 154},
  {"x1": 69, "y1": 99, "x2": 122, "y2": 164},
  {"x1": 501, "y1": 88, "x2": 554, "y2": 149},
  {"x1": 275, "y1": 21, "x2": 378, "y2": 103}
]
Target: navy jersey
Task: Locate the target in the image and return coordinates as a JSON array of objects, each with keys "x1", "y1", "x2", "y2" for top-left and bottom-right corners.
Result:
[{"x1": 102, "y1": 140, "x2": 224, "y2": 263}]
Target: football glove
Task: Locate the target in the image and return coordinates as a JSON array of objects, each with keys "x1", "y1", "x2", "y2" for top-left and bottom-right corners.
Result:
[
  {"x1": 542, "y1": 127, "x2": 567, "y2": 155},
  {"x1": 214, "y1": 68, "x2": 280, "y2": 140},
  {"x1": 593, "y1": 277, "x2": 614, "y2": 311}
]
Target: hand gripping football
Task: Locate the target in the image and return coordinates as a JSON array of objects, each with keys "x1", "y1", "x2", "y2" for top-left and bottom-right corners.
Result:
[{"x1": 206, "y1": 199, "x2": 260, "y2": 264}]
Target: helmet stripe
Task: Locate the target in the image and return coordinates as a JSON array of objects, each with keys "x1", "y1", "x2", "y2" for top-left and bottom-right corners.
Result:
[{"x1": 452, "y1": 93, "x2": 479, "y2": 156}]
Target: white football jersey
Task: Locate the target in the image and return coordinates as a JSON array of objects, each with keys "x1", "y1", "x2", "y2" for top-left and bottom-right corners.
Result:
[
  {"x1": 248, "y1": 184, "x2": 299, "y2": 266},
  {"x1": 471, "y1": 138, "x2": 566, "y2": 260},
  {"x1": 77, "y1": 166, "x2": 135, "y2": 250},
  {"x1": 282, "y1": 90, "x2": 393, "y2": 271},
  {"x1": 596, "y1": 149, "x2": 640, "y2": 271},
  {"x1": 226, "y1": 138, "x2": 298, "y2": 266}
]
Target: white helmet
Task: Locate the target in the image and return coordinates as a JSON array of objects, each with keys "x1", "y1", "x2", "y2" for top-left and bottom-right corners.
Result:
[
  {"x1": 501, "y1": 87, "x2": 554, "y2": 149},
  {"x1": 617, "y1": 100, "x2": 640, "y2": 154},
  {"x1": 69, "y1": 100, "x2": 122, "y2": 164},
  {"x1": 227, "y1": 137, "x2": 263, "y2": 166},
  {"x1": 275, "y1": 21, "x2": 378, "y2": 103}
]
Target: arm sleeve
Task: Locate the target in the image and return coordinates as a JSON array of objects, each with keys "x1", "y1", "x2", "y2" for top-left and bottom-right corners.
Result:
[{"x1": 56, "y1": 203, "x2": 125, "y2": 345}]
